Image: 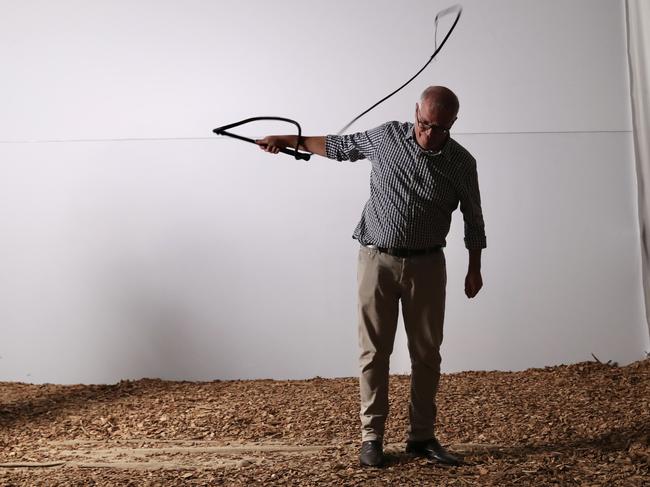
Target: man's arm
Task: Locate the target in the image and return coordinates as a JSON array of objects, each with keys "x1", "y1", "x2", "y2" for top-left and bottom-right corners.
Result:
[
  {"x1": 465, "y1": 249, "x2": 483, "y2": 298},
  {"x1": 257, "y1": 124, "x2": 387, "y2": 161},
  {"x1": 256, "y1": 135, "x2": 326, "y2": 157},
  {"x1": 459, "y1": 158, "x2": 486, "y2": 299}
]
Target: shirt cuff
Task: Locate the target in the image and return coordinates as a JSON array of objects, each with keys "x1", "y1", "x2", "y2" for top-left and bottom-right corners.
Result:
[
  {"x1": 465, "y1": 235, "x2": 487, "y2": 250},
  {"x1": 325, "y1": 135, "x2": 343, "y2": 160}
]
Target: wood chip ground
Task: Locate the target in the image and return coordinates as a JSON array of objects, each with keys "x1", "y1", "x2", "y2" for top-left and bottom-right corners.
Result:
[{"x1": 1, "y1": 359, "x2": 648, "y2": 486}]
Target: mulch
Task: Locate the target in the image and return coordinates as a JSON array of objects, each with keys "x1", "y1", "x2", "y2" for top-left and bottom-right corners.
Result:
[{"x1": 1, "y1": 358, "x2": 648, "y2": 486}]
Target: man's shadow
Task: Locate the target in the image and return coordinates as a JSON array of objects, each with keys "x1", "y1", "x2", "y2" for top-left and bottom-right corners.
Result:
[{"x1": 379, "y1": 421, "x2": 649, "y2": 467}]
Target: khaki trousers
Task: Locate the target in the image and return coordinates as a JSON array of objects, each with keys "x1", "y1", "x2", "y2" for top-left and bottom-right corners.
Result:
[{"x1": 357, "y1": 245, "x2": 446, "y2": 442}]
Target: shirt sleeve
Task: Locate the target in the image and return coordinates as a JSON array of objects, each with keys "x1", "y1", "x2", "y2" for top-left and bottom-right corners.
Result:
[
  {"x1": 325, "y1": 123, "x2": 387, "y2": 162},
  {"x1": 459, "y1": 160, "x2": 487, "y2": 250}
]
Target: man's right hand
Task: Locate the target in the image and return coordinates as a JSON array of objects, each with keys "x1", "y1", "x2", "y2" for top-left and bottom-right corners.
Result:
[
  {"x1": 256, "y1": 135, "x2": 327, "y2": 157},
  {"x1": 256, "y1": 135, "x2": 294, "y2": 154}
]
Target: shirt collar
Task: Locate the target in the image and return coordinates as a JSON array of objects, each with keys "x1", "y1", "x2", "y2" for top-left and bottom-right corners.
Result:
[{"x1": 406, "y1": 123, "x2": 452, "y2": 157}]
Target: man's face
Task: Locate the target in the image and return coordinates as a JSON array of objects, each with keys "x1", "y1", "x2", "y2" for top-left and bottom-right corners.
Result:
[{"x1": 414, "y1": 102, "x2": 457, "y2": 151}]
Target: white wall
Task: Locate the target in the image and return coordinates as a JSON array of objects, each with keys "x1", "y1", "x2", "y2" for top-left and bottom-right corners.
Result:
[{"x1": 1, "y1": 0, "x2": 647, "y2": 383}]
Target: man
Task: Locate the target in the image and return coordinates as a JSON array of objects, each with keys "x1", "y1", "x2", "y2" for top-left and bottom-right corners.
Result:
[{"x1": 257, "y1": 86, "x2": 486, "y2": 467}]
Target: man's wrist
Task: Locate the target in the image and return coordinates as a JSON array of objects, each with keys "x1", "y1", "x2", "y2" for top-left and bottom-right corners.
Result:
[{"x1": 468, "y1": 248, "x2": 482, "y2": 272}]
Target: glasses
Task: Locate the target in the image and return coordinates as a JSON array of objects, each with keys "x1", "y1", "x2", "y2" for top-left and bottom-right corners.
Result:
[{"x1": 416, "y1": 108, "x2": 451, "y2": 134}]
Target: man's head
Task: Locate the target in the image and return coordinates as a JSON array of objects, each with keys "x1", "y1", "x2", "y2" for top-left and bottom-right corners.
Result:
[{"x1": 414, "y1": 86, "x2": 459, "y2": 151}]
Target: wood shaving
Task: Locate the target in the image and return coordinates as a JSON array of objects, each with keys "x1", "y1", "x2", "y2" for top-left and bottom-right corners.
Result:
[{"x1": 1, "y1": 358, "x2": 648, "y2": 485}]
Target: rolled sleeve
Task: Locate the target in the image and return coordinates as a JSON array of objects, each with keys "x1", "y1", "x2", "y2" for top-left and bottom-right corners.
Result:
[
  {"x1": 459, "y1": 161, "x2": 487, "y2": 249},
  {"x1": 325, "y1": 123, "x2": 387, "y2": 162}
]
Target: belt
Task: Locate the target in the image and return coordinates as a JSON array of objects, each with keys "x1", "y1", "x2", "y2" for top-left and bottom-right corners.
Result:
[{"x1": 364, "y1": 244, "x2": 442, "y2": 258}]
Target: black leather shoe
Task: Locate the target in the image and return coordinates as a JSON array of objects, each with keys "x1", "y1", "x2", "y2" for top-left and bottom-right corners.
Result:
[
  {"x1": 359, "y1": 440, "x2": 385, "y2": 467},
  {"x1": 406, "y1": 438, "x2": 463, "y2": 466}
]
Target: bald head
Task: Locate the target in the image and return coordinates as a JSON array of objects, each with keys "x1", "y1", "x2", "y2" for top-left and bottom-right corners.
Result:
[
  {"x1": 414, "y1": 86, "x2": 459, "y2": 151},
  {"x1": 419, "y1": 86, "x2": 459, "y2": 117}
]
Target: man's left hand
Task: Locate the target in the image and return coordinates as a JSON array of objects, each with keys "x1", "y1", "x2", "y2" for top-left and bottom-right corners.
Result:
[{"x1": 465, "y1": 269, "x2": 483, "y2": 298}]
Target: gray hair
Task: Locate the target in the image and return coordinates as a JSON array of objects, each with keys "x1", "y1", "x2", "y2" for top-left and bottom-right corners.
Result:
[{"x1": 420, "y1": 86, "x2": 459, "y2": 115}]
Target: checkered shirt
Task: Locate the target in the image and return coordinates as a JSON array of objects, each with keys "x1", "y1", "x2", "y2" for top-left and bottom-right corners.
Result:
[{"x1": 325, "y1": 121, "x2": 486, "y2": 250}]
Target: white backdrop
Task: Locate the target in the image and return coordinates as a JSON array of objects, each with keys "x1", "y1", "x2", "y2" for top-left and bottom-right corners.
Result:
[{"x1": 1, "y1": 0, "x2": 647, "y2": 383}]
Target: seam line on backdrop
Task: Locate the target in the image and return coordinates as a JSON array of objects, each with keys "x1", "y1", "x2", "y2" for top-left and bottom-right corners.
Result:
[{"x1": 0, "y1": 129, "x2": 633, "y2": 144}]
